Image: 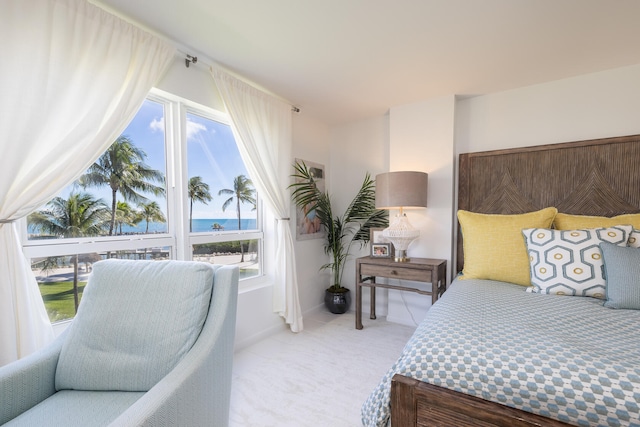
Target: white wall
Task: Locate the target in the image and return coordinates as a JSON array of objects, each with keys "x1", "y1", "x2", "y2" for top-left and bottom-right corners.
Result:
[
  {"x1": 156, "y1": 58, "x2": 225, "y2": 112},
  {"x1": 456, "y1": 63, "x2": 640, "y2": 154},
  {"x1": 385, "y1": 95, "x2": 456, "y2": 326},
  {"x1": 330, "y1": 115, "x2": 391, "y2": 316},
  {"x1": 291, "y1": 113, "x2": 332, "y2": 314}
]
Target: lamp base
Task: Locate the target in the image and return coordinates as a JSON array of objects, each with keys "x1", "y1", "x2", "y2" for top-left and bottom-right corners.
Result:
[{"x1": 394, "y1": 249, "x2": 410, "y2": 262}]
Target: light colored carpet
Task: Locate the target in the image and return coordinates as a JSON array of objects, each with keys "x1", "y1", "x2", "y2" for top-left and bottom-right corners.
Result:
[{"x1": 229, "y1": 310, "x2": 415, "y2": 427}]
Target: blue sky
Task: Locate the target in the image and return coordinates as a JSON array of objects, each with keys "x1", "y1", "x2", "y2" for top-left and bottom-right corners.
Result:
[
  {"x1": 185, "y1": 111, "x2": 255, "y2": 219},
  {"x1": 58, "y1": 99, "x2": 256, "y2": 221}
]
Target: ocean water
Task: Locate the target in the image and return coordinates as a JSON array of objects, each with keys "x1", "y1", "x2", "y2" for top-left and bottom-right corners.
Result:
[
  {"x1": 120, "y1": 218, "x2": 257, "y2": 234},
  {"x1": 28, "y1": 218, "x2": 257, "y2": 238}
]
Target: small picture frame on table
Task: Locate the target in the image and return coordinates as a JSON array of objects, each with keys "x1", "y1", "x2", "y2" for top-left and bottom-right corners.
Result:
[
  {"x1": 370, "y1": 227, "x2": 394, "y2": 258},
  {"x1": 371, "y1": 243, "x2": 391, "y2": 258}
]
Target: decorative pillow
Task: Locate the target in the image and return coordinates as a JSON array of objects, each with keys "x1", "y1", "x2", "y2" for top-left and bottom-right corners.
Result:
[
  {"x1": 628, "y1": 229, "x2": 640, "y2": 248},
  {"x1": 553, "y1": 213, "x2": 640, "y2": 230},
  {"x1": 600, "y1": 242, "x2": 640, "y2": 309},
  {"x1": 55, "y1": 259, "x2": 215, "y2": 392},
  {"x1": 522, "y1": 226, "x2": 632, "y2": 298},
  {"x1": 457, "y1": 207, "x2": 558, "y2": 286}
]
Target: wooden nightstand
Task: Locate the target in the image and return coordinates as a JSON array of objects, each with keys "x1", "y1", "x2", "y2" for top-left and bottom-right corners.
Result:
[{"x1": 355, "y1": 256, "x2": 447, "y2": 329}]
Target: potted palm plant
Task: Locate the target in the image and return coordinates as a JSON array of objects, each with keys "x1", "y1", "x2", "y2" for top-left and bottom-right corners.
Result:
[{"x1": 290, "y1": 161, "x2": 388, "y2": 313}]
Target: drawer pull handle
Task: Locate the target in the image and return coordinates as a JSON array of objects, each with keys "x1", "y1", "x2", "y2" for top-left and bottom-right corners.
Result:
[{"x1": 390, "y1": 270, "x2": 397, "y2": 275}]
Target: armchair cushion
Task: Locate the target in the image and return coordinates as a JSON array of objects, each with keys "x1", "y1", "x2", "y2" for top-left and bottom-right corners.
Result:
[
  {"x1": 55, "y1": 259, "x2": 215, "y2": 392},
  {"x1": 3, "y1": 390, "x2": 145, "y2": 427}
]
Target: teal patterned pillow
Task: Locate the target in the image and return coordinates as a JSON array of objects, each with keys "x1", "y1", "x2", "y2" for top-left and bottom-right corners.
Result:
[
  {"x1": 600, "y1": 242, "x2": 640, "y2": 309},
  {"x1": 522, "y1": 226, "x2": 632, "y2": 298}
]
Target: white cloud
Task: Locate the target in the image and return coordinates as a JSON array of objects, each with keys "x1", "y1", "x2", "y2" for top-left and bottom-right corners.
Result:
[
  {"x1": 187, "y1": 119, "x2": 207, "y2": 140},
  {"x1": 149, "y1": 117, "x2": 164, "y2": 132},
  {"x1": 149, "y1": 117, "x2": 211, "y2": 139}
]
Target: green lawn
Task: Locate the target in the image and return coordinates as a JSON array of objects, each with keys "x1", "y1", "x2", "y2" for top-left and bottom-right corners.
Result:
[
  {"x1": 38, "y1": 266, "x2": 251, "y2": 324},
  {"x1": 38, "y1": 281, "x2": 87, "y2": 323}
]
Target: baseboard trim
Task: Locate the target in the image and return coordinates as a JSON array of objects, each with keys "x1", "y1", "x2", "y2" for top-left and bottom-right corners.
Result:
[
  {"x1": 233, "y1": 302, "x2": 327, "y2": 352},
  {"x1": 234, "y1": 320, "x2": 287, "y2": 352}
]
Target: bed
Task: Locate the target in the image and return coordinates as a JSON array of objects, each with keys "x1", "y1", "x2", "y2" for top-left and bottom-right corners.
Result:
[{"x1": 361, "y1": 134, "x2": 640, "y2": 427}]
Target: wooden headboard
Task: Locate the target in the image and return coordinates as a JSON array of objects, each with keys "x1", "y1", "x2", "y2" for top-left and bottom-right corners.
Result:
[{"x1": 456, "y1": 134, "x2": 640, "y2": 274}]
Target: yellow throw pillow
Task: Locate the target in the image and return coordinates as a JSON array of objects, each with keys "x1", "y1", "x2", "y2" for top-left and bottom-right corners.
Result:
[
  {"x1": 458, "y1": 207, "x2": 558, "y2": 286},
  {"x1": 554, "y1": 213, "x2": 640, "y2": 230}
]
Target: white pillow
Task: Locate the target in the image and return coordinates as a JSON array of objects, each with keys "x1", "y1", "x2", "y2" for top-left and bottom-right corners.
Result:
[{"x1": 522, "y1": 226, "x2": 632, "y2": 298}]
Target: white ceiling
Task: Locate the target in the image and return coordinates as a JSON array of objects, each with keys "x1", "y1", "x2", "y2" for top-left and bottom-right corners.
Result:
[{"x1": 96, "y1": 0, "x2": 640, "y2": 125}]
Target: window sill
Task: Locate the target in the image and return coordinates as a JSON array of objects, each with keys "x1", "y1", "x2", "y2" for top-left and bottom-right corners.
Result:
[
  {"x1": 239, "y1": 275, "x2": 273, "y2": 294},
  {"x1": 52, "y1": 318, "x2": 73, "y2": 337}
]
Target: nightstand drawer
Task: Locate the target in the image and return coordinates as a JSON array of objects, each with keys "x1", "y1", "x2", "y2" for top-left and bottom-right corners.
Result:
[{"x1": 360, "y1": 263, "x2": 429, "y2": 282}]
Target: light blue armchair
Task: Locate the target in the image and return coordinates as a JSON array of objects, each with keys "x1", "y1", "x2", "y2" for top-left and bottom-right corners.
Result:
[{"x1": 0, "y1": 259, "x2": 239, "y2": 426}]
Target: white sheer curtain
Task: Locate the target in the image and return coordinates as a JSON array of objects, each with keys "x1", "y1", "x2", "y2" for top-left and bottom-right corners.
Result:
[
  {"x1": 0, "y1": 0, "x2": 175, "y2": 366},
  {"x1": 211, "y1": 67, "x2": 303, "y2": 332}
]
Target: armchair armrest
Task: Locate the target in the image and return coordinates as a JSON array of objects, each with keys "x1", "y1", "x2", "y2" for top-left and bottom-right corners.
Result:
[{"x1": 0, "y1": 332, "x2": 65, "y2": 424}]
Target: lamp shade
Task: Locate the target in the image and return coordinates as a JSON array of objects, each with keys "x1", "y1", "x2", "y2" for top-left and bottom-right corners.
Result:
[{"x1": 375, "y1": 171, "x2": 428, "y2": 209}]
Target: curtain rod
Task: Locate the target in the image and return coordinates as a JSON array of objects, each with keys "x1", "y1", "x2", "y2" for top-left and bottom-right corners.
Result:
[{"x1": 176, "y1": 49, "x2": 301, "y2": 113}]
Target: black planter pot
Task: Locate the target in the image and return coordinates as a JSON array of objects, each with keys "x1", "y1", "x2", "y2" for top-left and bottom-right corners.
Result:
[{"x1": 324, "y1": 288, "x2": 351, "y2": 314}]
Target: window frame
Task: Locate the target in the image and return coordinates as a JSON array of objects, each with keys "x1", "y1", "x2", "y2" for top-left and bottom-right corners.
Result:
[
  {"x1": 176, "y1": 95, "x2": 265, "y2": 281},
  {"x1": 22, "y1": 88, "x2": 268, "y2": 324}
]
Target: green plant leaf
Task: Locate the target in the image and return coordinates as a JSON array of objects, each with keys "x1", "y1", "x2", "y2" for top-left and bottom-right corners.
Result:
[{"x1": 289, "y1": 161, "x2": 389, "y2": 288}]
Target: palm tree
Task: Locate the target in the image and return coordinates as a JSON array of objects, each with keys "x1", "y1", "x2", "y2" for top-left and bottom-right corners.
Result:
[
  {"x1": 138, "y1": 201, "x2": 166, "y2": 233},
  {"x1": 289, "y1": 161, "x2": 388, "y2": 291},
  {"x1": 79, "y1": 135, "x2": 165, "y2": 236},
  {"x1": 219, "y1": 175, "x2": 256, "y2": 262},
  {"x1": 114, "y1": 201, "x2": 138, "y2": 235},
  {"x1": 188, "y1": 176, "x2": 212, "y2": 232},
  {"x1": 28, "y1": 193, "x2": 110, "y2": 311},
  {"x1": 35, "y1": 257, "x2": 60, "y2": 278}
]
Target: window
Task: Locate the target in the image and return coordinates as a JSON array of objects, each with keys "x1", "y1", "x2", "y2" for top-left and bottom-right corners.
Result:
[
  {"x1": 185, "y1": 110, "x2": 261, "y2": 281},
  {"x1": 23, "y1": 92, "x2": 263, "y2": 323},
  {"x1": 28, "y1": 99, "x2": 168, "y2": 242}
]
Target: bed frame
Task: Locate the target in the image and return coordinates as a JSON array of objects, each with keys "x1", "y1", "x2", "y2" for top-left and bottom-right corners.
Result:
[
  {"x1": 391, "y1": 375, "x2": 569, "y2": 427},
  {"x1": 390, "y1": 133, "x2": 640, "y2": 426}
]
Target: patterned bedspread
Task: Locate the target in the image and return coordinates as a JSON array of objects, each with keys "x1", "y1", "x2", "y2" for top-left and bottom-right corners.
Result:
[{"x1": 361, "y1": 279, "x2": 640, "y2": 427}]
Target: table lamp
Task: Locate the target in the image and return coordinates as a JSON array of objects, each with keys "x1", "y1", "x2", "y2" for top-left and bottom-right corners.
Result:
[{"x1": 375, "y1": 171, "x2": 428, "y2": 262}]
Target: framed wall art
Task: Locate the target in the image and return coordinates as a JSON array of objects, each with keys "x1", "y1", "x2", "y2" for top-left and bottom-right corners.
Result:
[{"x1": 294, "y1": 158, "x2": 325, "y2": 241}]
